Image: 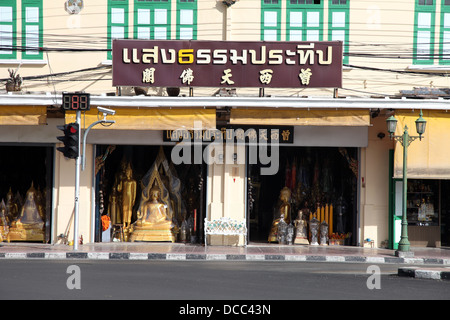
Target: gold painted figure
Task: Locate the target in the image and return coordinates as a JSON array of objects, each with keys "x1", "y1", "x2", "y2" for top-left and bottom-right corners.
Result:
[
  {"x1": 0, "y1": 200, "x2": 9, "y2": 240},
  {"x1": 5, "y1": 188, "x2": 18, "y2": 223},
  {"x1": 130, "y1": 183, "x2": 176, "y2": 242},
  {"x1": 117, "y1": 163, "x2": 136, "y2": 231},
  {"x1": 268, "y1": 187, "x2": 291, "y2": 242},
  {"x1": 294, "y1": 210, "x2": 309, "y2": 245},
  {"x1": 8, "y1": 183, "x2": 45, "y2": 242}
]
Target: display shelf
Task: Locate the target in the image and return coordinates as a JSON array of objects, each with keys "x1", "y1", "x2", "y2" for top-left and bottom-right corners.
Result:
[{"x1": 406, "y1": 180, "x2": 439, "y2": 227}]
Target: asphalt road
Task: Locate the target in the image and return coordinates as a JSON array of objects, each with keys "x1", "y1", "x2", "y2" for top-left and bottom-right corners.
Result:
[{"x1": 0, "y1": 260, "x2": 449, "y2": 302}]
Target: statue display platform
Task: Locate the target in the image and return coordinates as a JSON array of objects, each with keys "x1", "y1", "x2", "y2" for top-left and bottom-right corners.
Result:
[
  {"x1": 129, "y1": 226, "x2": 176, "y2": 242},
  {"x1": 7, "y1": 221, "x2": 44, "y2": 242}
]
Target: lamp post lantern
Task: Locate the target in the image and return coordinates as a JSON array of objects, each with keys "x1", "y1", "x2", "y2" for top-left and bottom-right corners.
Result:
[{"x1": 386, "y1": 110, "x2": 426, "y2": 258}]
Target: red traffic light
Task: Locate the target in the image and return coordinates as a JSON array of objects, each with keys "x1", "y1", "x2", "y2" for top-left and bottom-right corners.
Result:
[{"x1": 68, "y1": 124, "x2": 78, "y2": 134}]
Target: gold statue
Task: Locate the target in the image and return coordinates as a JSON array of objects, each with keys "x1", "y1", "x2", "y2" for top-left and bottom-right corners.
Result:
[
  {"x1": 7, "y1": 183, "x2": 45, "y2": 242},
  {"x1": 0, "y1": 200, "x2": 9, "y2": 240},
  {"x1": 294, "y1": 210, "x2": 309, "y2": 245},
  {"x1": 5, "y1": 188, "x2": 18, "y2": 223},
  {"x1": 268, "y1": 187, "x2": 291, "y2": 242},
  {"x1": 130, "y1": 182, "x2": 176, "y2": 242},
  {"x1": 117, "y1": 163, "x2": 136, "y2": 231}
]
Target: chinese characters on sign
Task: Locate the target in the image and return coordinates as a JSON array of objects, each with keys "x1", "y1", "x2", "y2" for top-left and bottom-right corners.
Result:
[
  {"x1": 112, "y1": 40, "x2": 342, "y2": 88},
  {"x1": 163, "y1": 126, "x2": 294, "y2": 144}
]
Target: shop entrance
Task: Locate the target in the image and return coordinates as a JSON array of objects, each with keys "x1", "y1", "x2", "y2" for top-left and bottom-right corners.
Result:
[
  {"x1": 0, "y1": 145, "x2": 54, "y2": 243},
  {"x1": 247, "y1": 147, "x2": 358, "y2": 245},
  {"x1": 94, "y1": 145, "x2": 206, "y2": 243}
]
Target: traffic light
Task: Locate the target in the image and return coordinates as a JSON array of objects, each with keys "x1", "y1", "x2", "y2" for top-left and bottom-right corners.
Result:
[{"x1": 57, "y1": 122, "x2": 80, "y2": 159}]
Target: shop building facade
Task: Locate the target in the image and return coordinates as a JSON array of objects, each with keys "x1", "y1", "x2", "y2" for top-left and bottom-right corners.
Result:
[{"x1": 1, "y1": 0, "x2": 450, "y2": 248}]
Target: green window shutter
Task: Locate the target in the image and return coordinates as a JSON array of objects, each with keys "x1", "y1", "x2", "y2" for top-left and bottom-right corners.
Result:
[
  {"x1": 439, "y1": 0, "x2": 450, "y2": 64},
  {"x1": 261, "y1": 0, "x2": 281, "y2": 41},
  {"x1": 22, "y1": 0, "x2": 43, "y2": 60},
  {"x1": 328, "y1": 0, "x2": 349, "y2": 64},
  {"x1": 134, "y1": 0, "x2": 171, "y2": 40},
  {"x1": 0, "y1": 0, "x2": 17, "y2": 60},
  {"x1": 107, "y1": 0, "x2": 129, "y2": 60},
  {"x1": 177, "y1": 0, "x2": 197, "y2": 40},
  {"x1": 413, "y1": 0, "x2": 436, "y2": 65},
  {"x1": 286, "y1": 0, "x2": 323, "y2": 42}
]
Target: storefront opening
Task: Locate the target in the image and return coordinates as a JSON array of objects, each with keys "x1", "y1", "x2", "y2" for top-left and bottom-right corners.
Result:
[
  {"x1": 94, "y1": 145, "x2": 206, "y2": 243},
  {"x1": 247, "y1": 147, "x2": 358, "y2": 246},
  {"x1": 0, "y1": 145, "x2": 53, "y2": 243}
]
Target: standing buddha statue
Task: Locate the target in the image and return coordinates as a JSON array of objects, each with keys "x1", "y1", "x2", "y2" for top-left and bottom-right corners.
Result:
[{"x1": 268, "y1": 187, "x2": 291, "y2": 242}]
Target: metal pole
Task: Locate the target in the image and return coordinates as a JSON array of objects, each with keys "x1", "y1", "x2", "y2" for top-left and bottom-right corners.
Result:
[
  {"x1": 398, "y1": 126, "x2": 411, "y2": 253},
  {"x1": 73, "y1": 110, "x2": 81, "y2": 251}
]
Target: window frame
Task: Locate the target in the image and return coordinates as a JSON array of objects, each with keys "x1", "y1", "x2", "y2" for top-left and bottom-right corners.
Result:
[
  {"x1": 328, "y1": 0, "x2": 349, "y2": 64},
  {"x1": 176, "y1": 0, "x2": 197, "y2": 40},
  {"x1": 439, "y1": 0, "x2": 450, "y2": 64},
  {"x1": 107, "y1": 0, "x2": 129, "y2": 61},
  {"x1": 22, "y1": 0, "x2": 43, "y2": 60},
  {"x1": 261, "y1": 0, "x2": 281, "y2": 41},
  {"x1": 134, "y1": 0, "x2": 171, "y2": 41},
  {"x1": 413, "y1": 0, "x2": 436, "y2": 65},
  {"x1": 286, "y1": 0, "x2": 324, "y2": 42},
  {"x1": 0, "y1": 0, "x2": 17, "y2": 60}
]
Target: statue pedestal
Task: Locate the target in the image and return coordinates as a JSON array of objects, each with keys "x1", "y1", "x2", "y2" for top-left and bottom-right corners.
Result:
[
  {"x1": 129, "y1": 225, "x2": 176, "y2": 242},
  {"x1": 7, "y1": 223, "x2": 44, "y2": 242},
  {"x1": 294, "y1": 237, "x2": 309, "y2": 245}
]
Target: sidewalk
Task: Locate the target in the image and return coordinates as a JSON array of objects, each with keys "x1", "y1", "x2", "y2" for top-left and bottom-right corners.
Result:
[
  {"x1": 1, "y1": 241, "x2": 450, "y2": 264},
  {"x1": 2, "y1": 242, "x2": 450, "y2": 280}
]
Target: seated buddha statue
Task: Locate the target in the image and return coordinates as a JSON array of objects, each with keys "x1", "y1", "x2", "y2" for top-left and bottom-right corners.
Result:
[
  {"x1": 268, "y1": 187, "x2": 291, "y2": 242},
  {"x1": 130, "y1": 183, "x2": 176, "y2": 242},
  {"x1": 137, "y1": 185, "x2": 172, "y2": 228},
  {"x1": 8, "y1": 183, "x2": 45, "y2": 242}
]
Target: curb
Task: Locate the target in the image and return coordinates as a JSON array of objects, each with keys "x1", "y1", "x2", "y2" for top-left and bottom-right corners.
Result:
[
  {"x1": 1, "y1": 252, "x2": 450, "y2": 265},
  {"x1": 398, "y1": 267, "x2": 450, "y2": 280}
]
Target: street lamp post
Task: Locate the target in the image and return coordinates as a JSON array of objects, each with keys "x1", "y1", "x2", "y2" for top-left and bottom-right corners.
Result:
[{"x1": 386, "y1": 110, "x2": 426, "y2": 258}]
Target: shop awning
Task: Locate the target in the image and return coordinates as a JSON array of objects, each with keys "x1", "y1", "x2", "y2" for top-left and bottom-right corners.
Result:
[
  {"x1": 229, "y1": 109, "x2": 370, "y2": 126},
  {"x1": 0, "y1": 106, "x2": 46, "y2": 125},
  {"x1": 65, "y1": 107, "x2": 216, "y2": 130},
  {"x1": 394, "y1": 110, "x2": 450, "y2": 179}
]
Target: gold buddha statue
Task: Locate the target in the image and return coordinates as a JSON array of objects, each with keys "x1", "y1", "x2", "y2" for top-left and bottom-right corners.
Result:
[
  {"x1": 0, "y1": 200, "x2": 9, "y2": 240},
  {"x1": 5, "y1": 188, "x2": 18, "y2": 223},
  {"x1": 117, "y1": 163, "x2": 137, "y2": 232},
  {"x1": 268, "y1": 187, "x2": 292, "y2": 242},
  {"x1": 130, "y1": 183, "x2": 176, "y2": 242},
  {"x1": 8, "y1": 183, "x2": 45, "y2": 242}
]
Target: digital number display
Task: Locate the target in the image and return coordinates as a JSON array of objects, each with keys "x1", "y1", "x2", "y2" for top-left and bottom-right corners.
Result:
[{"x1": 62, "y1": 93, "x2": 90, "y2": 111}]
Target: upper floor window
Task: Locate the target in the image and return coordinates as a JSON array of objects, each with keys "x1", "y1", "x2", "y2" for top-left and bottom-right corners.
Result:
[
  {"x1": 261, "y1": 0, "x2": 281, "y2": 41},
  {"x1": 107, "y1": 0, "x2": 129, "y2": 60},
  {"x1": 440, "y1": 0, "x2": 450, "y2": 64},
  {"x1": 134, "y1": 0, "x2": 171, "y2": 40},
  {"x1": 329, "y1": 0, "x2": 349, "y2": 64},
  {"x1": 22, "y1": 0, "x2": 43, "y2": 60},
  {"x1": 177, "y1": 0, "x2": 197, "y2": 39},
  {"x1": 286, "y1": 0, "x2": 323, "y2": 41},
  {"x1": 0, "y1": 0, "x2": 16, "y2": 60},
  {"x1": 413, "y1": 0, "x2": 436, "y2": 64},
  {"x1": 0, "y1": 0, "x2": 43, "y2": 61},
  {"x1": 107, "y1": 0, "x2": 197, "y2": 60}
]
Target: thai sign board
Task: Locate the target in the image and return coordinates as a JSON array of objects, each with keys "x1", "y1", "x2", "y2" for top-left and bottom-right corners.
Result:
[{"x1": 112, "y1": 40, "x2": 342, "y2": 88}]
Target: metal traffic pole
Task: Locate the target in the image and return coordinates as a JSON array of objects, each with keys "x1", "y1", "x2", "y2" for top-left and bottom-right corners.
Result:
[{"x1": 73, "y1": 110, "x2": 81, "y2": 251}]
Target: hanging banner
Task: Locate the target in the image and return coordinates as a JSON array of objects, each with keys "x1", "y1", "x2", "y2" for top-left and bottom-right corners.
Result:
[{"x1": 112, "y1": 40, "x2": 343, "y2": 88}]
